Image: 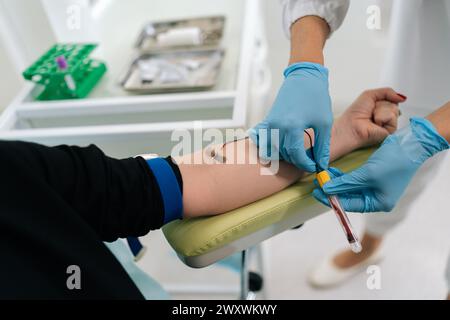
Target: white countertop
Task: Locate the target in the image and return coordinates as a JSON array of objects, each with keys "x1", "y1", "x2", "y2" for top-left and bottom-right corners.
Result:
[{"x1": 87, "y1": 0, "x2": 245, "y2": 99}]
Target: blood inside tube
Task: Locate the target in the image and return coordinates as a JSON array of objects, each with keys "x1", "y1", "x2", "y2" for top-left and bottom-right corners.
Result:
[{"x1": 328, "y1": 196, "x2": 357, "y2": 243}]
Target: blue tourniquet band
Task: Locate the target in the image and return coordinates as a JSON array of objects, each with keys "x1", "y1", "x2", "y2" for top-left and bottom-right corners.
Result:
[{"x1": 145, "y1": 158, "x2": 183, "y2": 224}]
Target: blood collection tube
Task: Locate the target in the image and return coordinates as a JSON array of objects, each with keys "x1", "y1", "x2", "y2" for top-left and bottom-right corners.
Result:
[
  {"x1": 55, "y1": 56, "x2": 77, "y2": 92},
  {"x1": 316, "y1": 170, "x2": 362, "y2": 253}
]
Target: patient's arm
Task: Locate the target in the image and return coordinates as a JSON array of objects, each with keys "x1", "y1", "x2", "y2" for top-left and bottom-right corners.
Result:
[
  {"x1": 176, "y1": 88, "x2": 404, "y2": 218},
  {"x1": 177, "y1": 134, "x2": 323, "y2": 218}
]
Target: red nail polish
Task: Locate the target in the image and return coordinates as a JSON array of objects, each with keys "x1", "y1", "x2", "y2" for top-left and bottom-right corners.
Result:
[{"x1": 397, "y1": 93, "x2": 407, "y2": 100}]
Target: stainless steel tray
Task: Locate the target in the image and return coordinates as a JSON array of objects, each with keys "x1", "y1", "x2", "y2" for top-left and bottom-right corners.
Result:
[
  {"x1": 120, "y1": 49, "x2": 224, "y2": 93},
  {"x1": 135, "y1": 15, "x2": 225, "y2": 53}
]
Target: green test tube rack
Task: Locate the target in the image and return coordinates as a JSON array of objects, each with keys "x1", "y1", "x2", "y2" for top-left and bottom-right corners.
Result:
[{"x1": 22, "y1": 43, "x2": 107, "y2": 101}]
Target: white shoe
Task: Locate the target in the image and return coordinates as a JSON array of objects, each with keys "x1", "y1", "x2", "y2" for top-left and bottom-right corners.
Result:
[{"x1": 308, "y1": 247, "x2": 383, "y2": 288}]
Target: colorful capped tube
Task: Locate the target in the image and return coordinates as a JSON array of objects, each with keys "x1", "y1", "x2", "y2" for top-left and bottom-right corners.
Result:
[
  {"x1": 55, "y1": 55, "x2": 77, "y2": 92},
  {"x1": 316, "y1": 170, "x2": 362, "y2": 253}
]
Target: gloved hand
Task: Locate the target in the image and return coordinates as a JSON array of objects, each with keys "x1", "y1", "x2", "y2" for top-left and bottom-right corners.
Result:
[
  {"x1": 313, "y1": 117, "x2": 450, "y2": 212},
  {"x1": 249, "y1": 62, "x2": 332, "y2": 172}
]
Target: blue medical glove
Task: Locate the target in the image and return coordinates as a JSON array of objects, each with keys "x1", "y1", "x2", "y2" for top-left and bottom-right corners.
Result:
[
  {"x1": 249, "y1": 62, "x2": 332, "y2": 172},
  {"x1": 313, "y1": 117, "x2": 450, "y2": 212}
]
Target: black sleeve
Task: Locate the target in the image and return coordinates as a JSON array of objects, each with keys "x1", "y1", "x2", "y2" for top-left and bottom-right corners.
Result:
[{"x1": 0, "y1": 140, "x2": 181, "y2": 241}]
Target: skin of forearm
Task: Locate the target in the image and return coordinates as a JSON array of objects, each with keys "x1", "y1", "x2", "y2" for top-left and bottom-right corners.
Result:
[
  {"x1": 330, "y1": 117, "x2": 364, "y2": 157},
  {"x1": 177, "y1": 124, "x2": 353, "y2": 218},
  {"x1": 426, "y1": 101, "x2": 450, "y2": 142},
  {"x1": 289, "y1": 16, "x2": 330, "y2": 65}
]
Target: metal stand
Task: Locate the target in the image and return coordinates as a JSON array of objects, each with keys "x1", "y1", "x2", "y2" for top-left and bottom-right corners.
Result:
[
  {"x1": 239, "y1": 247, "x2": 265, "y2": 300},
  {"x1": 240, "y1": 249, "x2": 249, "y2": 300}
]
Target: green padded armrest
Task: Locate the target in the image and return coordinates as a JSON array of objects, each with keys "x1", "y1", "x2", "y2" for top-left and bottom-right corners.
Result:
[{"x1": 163, "y1": 147, "x2": 376, "y2": 268}]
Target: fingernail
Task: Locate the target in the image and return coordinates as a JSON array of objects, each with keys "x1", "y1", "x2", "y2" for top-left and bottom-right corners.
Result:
[{"x1": 396, "y1": 92, "x2": 407, "y2": 100}]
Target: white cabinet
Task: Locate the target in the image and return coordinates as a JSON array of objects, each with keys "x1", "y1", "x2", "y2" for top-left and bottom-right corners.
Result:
[{"x1": 0, "y1": 0, "x2": 270, "y2": 158}]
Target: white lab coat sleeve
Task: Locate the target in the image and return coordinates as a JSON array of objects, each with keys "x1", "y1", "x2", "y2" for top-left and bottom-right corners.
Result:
[{"x1": 281, "y1": 0, "x2": 350, "y2": 38}]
